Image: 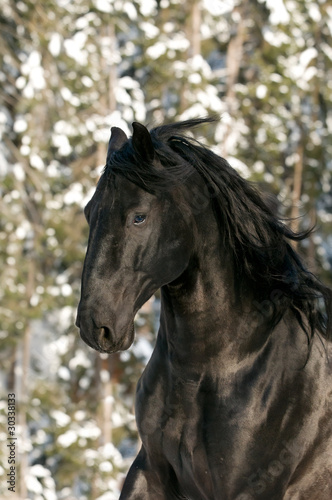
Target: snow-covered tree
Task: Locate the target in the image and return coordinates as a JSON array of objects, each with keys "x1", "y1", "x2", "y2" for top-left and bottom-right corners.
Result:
[{"x1": 0, "y1": 0, "x2": 331, "y2": 498}]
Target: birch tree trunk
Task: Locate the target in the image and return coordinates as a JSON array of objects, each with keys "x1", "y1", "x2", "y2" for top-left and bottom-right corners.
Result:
[
  {"x1": 96, "y1": 22, "x2": 118, "y2": 448},
  {"x1": 97, "y1": 23, "x2": 117, "y2": 168},
  {"x1": 187, "y1": 0, "x2": 201, "y2": 58},
  {"x1": 290, "y1": 139, "x2": 304, "y2": 241},
  {"x1": 180, "y1": 0, "x2": 202, "y2": 114},
  {"x1": 222, "y1": 4, "x2": 247, "y2": 157}
]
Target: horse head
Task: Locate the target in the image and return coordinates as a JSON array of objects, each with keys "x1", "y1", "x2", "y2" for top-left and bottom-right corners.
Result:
[{"x1": 75, "y1": 123, "x2": 194, "y2": 353}]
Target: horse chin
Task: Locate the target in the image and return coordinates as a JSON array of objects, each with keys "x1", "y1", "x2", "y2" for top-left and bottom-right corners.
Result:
[{"x1": 97, "y1": 322, "x2": 135, "y2": 354}]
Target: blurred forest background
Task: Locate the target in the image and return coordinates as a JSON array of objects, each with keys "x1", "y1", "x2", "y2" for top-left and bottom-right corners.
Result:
[{"x1": 0, "y1": 0, "x2": 331, "y2": 498}]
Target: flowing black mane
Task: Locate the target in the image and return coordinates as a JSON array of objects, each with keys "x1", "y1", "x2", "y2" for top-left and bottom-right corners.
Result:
[{"x1": 105, "y1": 117, "x2": 332, "y2": 342}]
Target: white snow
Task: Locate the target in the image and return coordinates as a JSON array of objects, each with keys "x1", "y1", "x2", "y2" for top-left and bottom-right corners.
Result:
[
  {"x1": 131, "y1": 338, "x2": 153, "y2": 363},
  {"x1": 25, "y1": 474, "x2": 43, "y2": 494},
  {"x1": 136, "y1": 0, "x2": 157, "y2": 17},
  {"x1": 48, "y1": 33, "x2": 62, "y2": 57},
  {"x1": 321, "y1": 43, "x2": 332, "y2": 62},
  {"x1": 64, "y1": 33, "x2": 88, "y2": 65},
  {"x1": 61, "y1": 283, "x2": 72, "y2": 297},
  {"x1": 256, "y1": 127, "x2": 267, "y2": 144},
  {"x1": 76, "y1": 14, "x2": 94, "y2": 30},
  {"x1": 203, "y1": 0, "x2": 234, "y2": 16},
  {"x1": 96, "y1": 491, "x2": 120, "y2": 500},
  {"x1": 20, "y1": 144, "x2": 31, "y2": 156},
  {"x1": 69, "y1": 349, "x2": 92, "y2": 369},
  {"x1": 74, "y1": 410, "x2": 86, "y2": 421},
  {"x1": 262, "y1": 0, "x2": 290, "y2": 25},
  {"x1": 163, "y1": 22, "x2": 176, "y2": 33},
  {"x1": 167, "y1": 35, "x2": 190, "y2": 53},
  {"x1": 188, "y1": 54, "x2": 211, "y2": 78},
  {"x1": 13, "y1": 163, "x2": 26, "y2": 181},
  {"x1": 47, "y1": 161, "x2": 61, "y2": 178},
  {"x1": 46, "y1": 286, "x2": 61, "y2": 297},
  {"x1": 299, "y1": 47, "x2": 318, "y2": 70},
  {"x1": 82, "y1": 75, "x2": 94, "y2": 87},
  {"x1": 50, "y1": 409, "x2": 71, "y2": 427},
  {"x1": 308, "y1": 3, "x2": 321, "y2": 22},
  {"x1": 16, "y1": 220, "x2": 31, "y2": 239},
  {"x1": 85, "y1": 448, "x2": 99, "y2": 463},
  {"x1": 146, "y1": 41, "x2": 167, "y2": 59},
  {"x1": 256, "y1": 84, "x2": 267, "y2": 99},
  {"x1": 78, "y1": 422, "x2": 101, "y2": 440},
  {"x1": 270, "y1": 73, "x2": 282, "y2": 83},
  {"x1": 49, "y1": 333, "x2": 72, "y2": 357},
  {"x1": 58, "y1": 366, "x2": 71, "y2": 380},
  {"x1": 15, "y1": 76, "x2": 27, "y2": 90},
  {"x1": 119, "y1": 76, "x2": 139, "y2": 90},
  {"x1": 60, "y1": 87, "x2": 80, "y2": 106},
  {"x1": 100, "y1": 442, "x2": 123, "y2": 465},
  {"x1": 227, "y1": 157, "x2": 250, "y2": 179},
  {"x1": 263, "y1": 27, "x2": 291, "y2": 47},
  {"x1": 173, "y1": 60, "x2": 187, "y2": 78},
  {"x1": 327, "y1": 7, "x2": 332, "y2": 37},
  {"x1": 21, "y1": 51, "x2": 46, "y2": 91},
  {"x1": 114, "y1": 87, "x2": 132, "y2": 106},
  {"x1": 30, "y1": 154, "x2": 44, "y2": 171},
  {"x1": 94, "y1": 127, "x2": 112, "y2": 143},
  {"x1": 93, "y1": 0, "x2": 113, "y2": 13},
  {"x1": 214, "y1": 117, "x2": 249, "y2": 156},
  {"x1": 183, "y1": 84, "x2": 223, "y2": 114},
  {"x1": 30, "y1": 294, "x2": 40, "y2": 307},
  {"x1": 123, "y1": 2, "x2": 137, "y2": 20},
  {"x1": 100, "y1": 369, "x2": 111, "y2": 383},
  {"x1": 14, "y1": 117, "x2": 28, "y2": 133},
  {"x1": 21, "y1": 50, "x2": 40, "y2": 73},
  {"x1": 57, "y1": 429, "x2": 78, "y2": 447},
  {"x1": 54, "y1": 119, "x2": 77, "y2": 136},
  {"x1": 52, "y1": 133, "x2": 72, "y2": 156},
  {"x1": 179, "y1": 103, "x2": 210, "y2": 121},
  {"x1": 105, "y1": 110, "x2": 131, "y2": 136},
  {"x1": 188, "y1": 73, "x2": 202, "y2": 85},
  {"x1": 253, "y1": 161, "x2": 265, "y2": 173},
  {"x1": 99, "y1": 461, "x2": 113, "y2": 472},
  {"x1": 81, "y1": 186, "x2": 96, "y2": 208},
  {"x1": 285, "y1": 48, "x2": 318, "y2": 87}
]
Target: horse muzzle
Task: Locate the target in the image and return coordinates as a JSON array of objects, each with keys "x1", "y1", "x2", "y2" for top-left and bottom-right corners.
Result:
[{"x1": 75, "y1": 303, "x2": 135, "y2": 353}]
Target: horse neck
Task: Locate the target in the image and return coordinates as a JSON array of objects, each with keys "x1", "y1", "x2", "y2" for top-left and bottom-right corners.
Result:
[{"x1": 159, "y1": 206, "x2": 263, "y2": 369}]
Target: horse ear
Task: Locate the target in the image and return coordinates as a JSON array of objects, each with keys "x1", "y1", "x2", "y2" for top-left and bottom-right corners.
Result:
[
  {"x1": 106, "y1": 127, "x2": 128, "y2": 164},
  {"x1": 132, "y1": 122, "x2": 155, "y2": 162}
]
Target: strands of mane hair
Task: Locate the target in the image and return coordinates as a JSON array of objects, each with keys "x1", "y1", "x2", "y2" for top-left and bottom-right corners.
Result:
[{"x1": 107, "y1": 117, "x2": 332, "y2": 343}]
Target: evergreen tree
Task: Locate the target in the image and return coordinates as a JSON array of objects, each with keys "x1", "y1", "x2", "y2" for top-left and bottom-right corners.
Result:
[{"x1": 0, "y1": 0, "x2": 331, "y2": 498}]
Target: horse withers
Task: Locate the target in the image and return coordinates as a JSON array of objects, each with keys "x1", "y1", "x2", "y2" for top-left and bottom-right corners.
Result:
[{"x1": 76, "y1": 118, "x2": 332, "y2": 499}]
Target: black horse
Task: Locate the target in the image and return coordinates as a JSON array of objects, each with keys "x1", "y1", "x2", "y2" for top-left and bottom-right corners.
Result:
[{"x1": 76, "y1": 117, "x2": 332, "y2": 499}]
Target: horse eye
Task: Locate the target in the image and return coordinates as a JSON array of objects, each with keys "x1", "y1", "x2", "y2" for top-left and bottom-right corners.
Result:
[{"x1": 133, "y1": 214, "x2": 146, "y2": 226}]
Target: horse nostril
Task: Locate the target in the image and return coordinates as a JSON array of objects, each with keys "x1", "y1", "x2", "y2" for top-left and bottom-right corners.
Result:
[
  {"x1": 98, "y1": 326, "x2": 114, "y2": 352},
  {"x1": 101, "y1": 326, "x2": 110, "y2": 338}
]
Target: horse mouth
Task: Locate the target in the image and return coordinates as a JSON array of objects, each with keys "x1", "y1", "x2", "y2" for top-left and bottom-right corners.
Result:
[{"x1": 76, "y1": 305, "x2": 135, "y2": 353}]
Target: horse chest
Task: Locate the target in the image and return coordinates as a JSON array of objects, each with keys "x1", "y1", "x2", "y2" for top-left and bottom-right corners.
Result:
[
  {"x1": 137, "y1": 371, "x2": 214, "y2": 480},
  {"x1": 156, "y1": 389, "x2": 217, "y2": 498},
  {"x1": 137, "y1": 365, "x2": 290, "y2": 497}
]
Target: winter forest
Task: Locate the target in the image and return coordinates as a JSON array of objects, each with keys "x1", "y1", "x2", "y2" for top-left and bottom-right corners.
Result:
[{"x1": 0, "y1": 0, "x2": 331, "y2": 498}]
